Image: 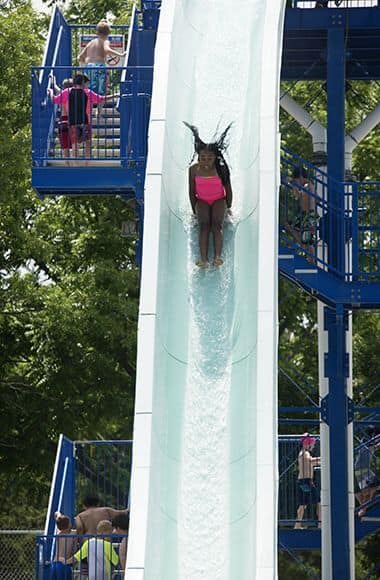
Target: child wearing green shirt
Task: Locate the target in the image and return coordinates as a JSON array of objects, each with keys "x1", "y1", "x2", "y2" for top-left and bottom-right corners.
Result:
[{"x1": 73, "y1": 520, "x2": 118, "y2": 580}]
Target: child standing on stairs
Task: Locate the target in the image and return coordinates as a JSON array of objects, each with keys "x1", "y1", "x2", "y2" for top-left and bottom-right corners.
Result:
[
  {"x1": 50, "y1": 73, "x2": 103, "y2": 163},
  {"x1": 50, "y1": 72, "x2": 116, "y2": 164},
  {"x1": 79, "y1": 20, "x2": 126, "y2": 117},
  {"x1": 49, "y1": 75, "x2": 73, "y2": 165},
  {"x1": 71, "y1": 520, "x2": 118, "y2": 580},
  {"x1": 50, "y1": 512, "x2": 76, "y2": 579}
]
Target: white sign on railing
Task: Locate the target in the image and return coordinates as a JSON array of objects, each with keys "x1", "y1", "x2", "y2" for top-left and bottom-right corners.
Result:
[{"x1": 296, "y1": 1, "x2": 378, "y2": 7}]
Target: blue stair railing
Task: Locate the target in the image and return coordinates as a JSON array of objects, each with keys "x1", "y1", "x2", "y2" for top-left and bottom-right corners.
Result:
[
  {"x1": 279, "y1": 432, "x2": 380, "y2": 531},
  {"x1": 32, "y1": 64, "x2": 152, "y2": 167},
  {"x1": 280, "y1": 148, "x2": 380, "y2": 284},
  {"x1": 32, "y1": 6, "x2": 153, "y2": 172},
  {"x1": 37, "y1": 436, "x2": 133, "y2": 579},
  {"x1": 37, "y1": 435, "x2": 75, "y2": 578},
  {"x1": 32, "y1": 6, "x2": 71, "y2": 167},
  {"x1": 279, "y1": 435, "x2": 321, "y2": 529}
]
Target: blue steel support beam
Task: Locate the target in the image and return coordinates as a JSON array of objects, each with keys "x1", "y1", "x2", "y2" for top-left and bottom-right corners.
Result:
[
  {"x1": 324, "y1": 23, "x2": 353, "y2": 580},
  {"x1": 323, "y1": 306, "x2": 352, "y2": 580},
  {"x1": 327, "y1": 25, "x2": 345, "y2": 273}
]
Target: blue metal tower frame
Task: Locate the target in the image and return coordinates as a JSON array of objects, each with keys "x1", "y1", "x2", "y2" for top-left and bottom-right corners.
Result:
[
  {"x1": 280, "y1": 3, "x2": 380, "y2": 577},
  {"x1": 325, "y1": 22, "x2": 351, "y2": 580}
]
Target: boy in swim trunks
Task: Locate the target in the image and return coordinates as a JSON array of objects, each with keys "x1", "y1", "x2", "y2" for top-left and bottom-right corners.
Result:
[
  {"x1": 79, "y1": 20, "x2": 126, "y2": 116},
  {"x1": 185, "y1": 122, "x2": 233, "y2": 268}
]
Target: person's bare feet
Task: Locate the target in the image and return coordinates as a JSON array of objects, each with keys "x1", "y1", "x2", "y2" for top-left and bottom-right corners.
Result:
[
  {"x1": 196, "y1": 260, "x2": 208, "y2": 268},
  {"x1": 213, "y1": 257, "x2": 223, "y2": 267}
]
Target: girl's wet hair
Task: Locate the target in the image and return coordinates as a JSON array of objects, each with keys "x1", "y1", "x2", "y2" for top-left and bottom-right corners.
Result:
[{"x1": 184, "y1": 121, "x2": 232, "y2": 187}]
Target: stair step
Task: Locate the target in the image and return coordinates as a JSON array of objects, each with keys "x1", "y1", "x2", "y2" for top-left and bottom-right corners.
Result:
[
  {"x1": 92, "y1": 128, "x2": 120, "y2": 137},
  {"x1": 91, "y1": 117, "x2": 121, "y2": 127},
  {"x1": 294, "y1": 268, "x2": 318, "y2": 274},
  {"x1": 91, "y1": 138, "x2": 120, "y2": 147},
  {"x1": 47, "y1": 159, "x2": 121, "y2": 167},
  {"x1": 92, "y1": 111, "x2": 120, "y2": 121},
  {"x1": 49, "y1": 148, "x2": 120, "y2": 159},
  {"x1": 91, "y1": 150, "x2": 120, "y2": 159}
]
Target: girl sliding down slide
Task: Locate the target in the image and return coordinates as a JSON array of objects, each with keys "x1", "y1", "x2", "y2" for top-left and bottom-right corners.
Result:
[{"x1": 185, "y1": 122, "x2": 233, "y2": 268}]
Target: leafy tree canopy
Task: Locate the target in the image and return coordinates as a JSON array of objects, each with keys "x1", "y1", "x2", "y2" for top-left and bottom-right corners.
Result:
[{"x1": 0, "y1": 0, "x2": 138, "y2": 528}]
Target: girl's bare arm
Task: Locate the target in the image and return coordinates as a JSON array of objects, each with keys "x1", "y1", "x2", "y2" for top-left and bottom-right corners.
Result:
[
  {"x1": 225, "y1": 179, "x2": 233, "y2": 209},
  {"x1": 189, "y1": 166, "x2": 197, "y2": 213}
]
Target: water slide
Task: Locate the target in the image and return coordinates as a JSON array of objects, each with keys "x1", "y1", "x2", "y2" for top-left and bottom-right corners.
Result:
[{"x1": 126, "y1": 1, "x2": 285, "y2": 578}]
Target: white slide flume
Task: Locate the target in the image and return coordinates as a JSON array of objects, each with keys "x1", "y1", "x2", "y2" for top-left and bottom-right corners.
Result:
[{"x1": 126, "y1": 1, "x2": 285, "y2": 578}]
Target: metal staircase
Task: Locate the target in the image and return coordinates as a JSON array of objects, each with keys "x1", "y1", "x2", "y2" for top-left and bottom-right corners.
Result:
[
  {"x1": 279, "y1": 148, "x2": 380, "y2": 308},
  {"x1": 48, "y1": 98, "x2": 122, "y2": 166}
]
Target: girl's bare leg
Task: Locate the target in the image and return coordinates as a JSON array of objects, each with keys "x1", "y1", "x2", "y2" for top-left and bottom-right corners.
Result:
[
  {"x1": 196, "y1": 200, "x2": 211, "y2": 266},
  {"x1": 211, "y1": 199, "x2": 226, "y2": 265}
]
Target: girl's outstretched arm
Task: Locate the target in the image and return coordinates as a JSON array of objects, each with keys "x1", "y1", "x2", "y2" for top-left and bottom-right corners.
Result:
[{"x1": 225, "y1": 178, "x2": 233, "y2": 209}]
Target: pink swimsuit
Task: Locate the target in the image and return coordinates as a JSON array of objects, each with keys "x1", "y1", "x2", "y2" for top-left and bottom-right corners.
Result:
[{"x1": 195, "y1": 175, "x2": 225, "y2": 206}]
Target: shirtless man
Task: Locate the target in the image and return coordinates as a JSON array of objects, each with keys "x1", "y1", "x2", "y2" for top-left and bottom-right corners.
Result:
[
  {"x1": 294, "y1": 434, "x2": 321, "y2": 529},
  {"x1": 78, "y1": 20, "x2": 126, "y2": 106},
  {"x1": 74, "y1": 495, "x2": 129, "y2": 536}
]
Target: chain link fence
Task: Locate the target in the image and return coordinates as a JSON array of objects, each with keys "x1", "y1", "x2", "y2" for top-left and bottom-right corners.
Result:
[{"x1": 0, "y1": 530, "x2": 42, "y2": 580}]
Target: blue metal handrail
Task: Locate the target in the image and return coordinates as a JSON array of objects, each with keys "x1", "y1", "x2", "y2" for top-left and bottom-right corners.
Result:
[
  {"x1": 44, "y1": 437, "x2": 133, "y2": 536},
  {"x1": 44, "y1": 435, "x2": 75, "y2": 567},
  {"x1": 32, "y1": 65, "x2": 152, "y2": 167},
  {"x1": 278, "y1": 435, "x2": 321, "y2": 527},
  {"x1": 278, "y1": 432, "x2": 380, "y2": 528},
  {"x1": 32, "y1": 6, "x2": 72, "y2": 166},
  {"x1": 354, "y1": 434, "x2": 380, "y2": 504}
]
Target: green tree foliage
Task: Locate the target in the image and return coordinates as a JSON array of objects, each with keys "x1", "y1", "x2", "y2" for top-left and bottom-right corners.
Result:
[
  {"x1": 0, "y1": 0, "x2": 138, "y2": 527},
  {"x1": 64, "y1": 0, "x2": 135, "y2": 25}
]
